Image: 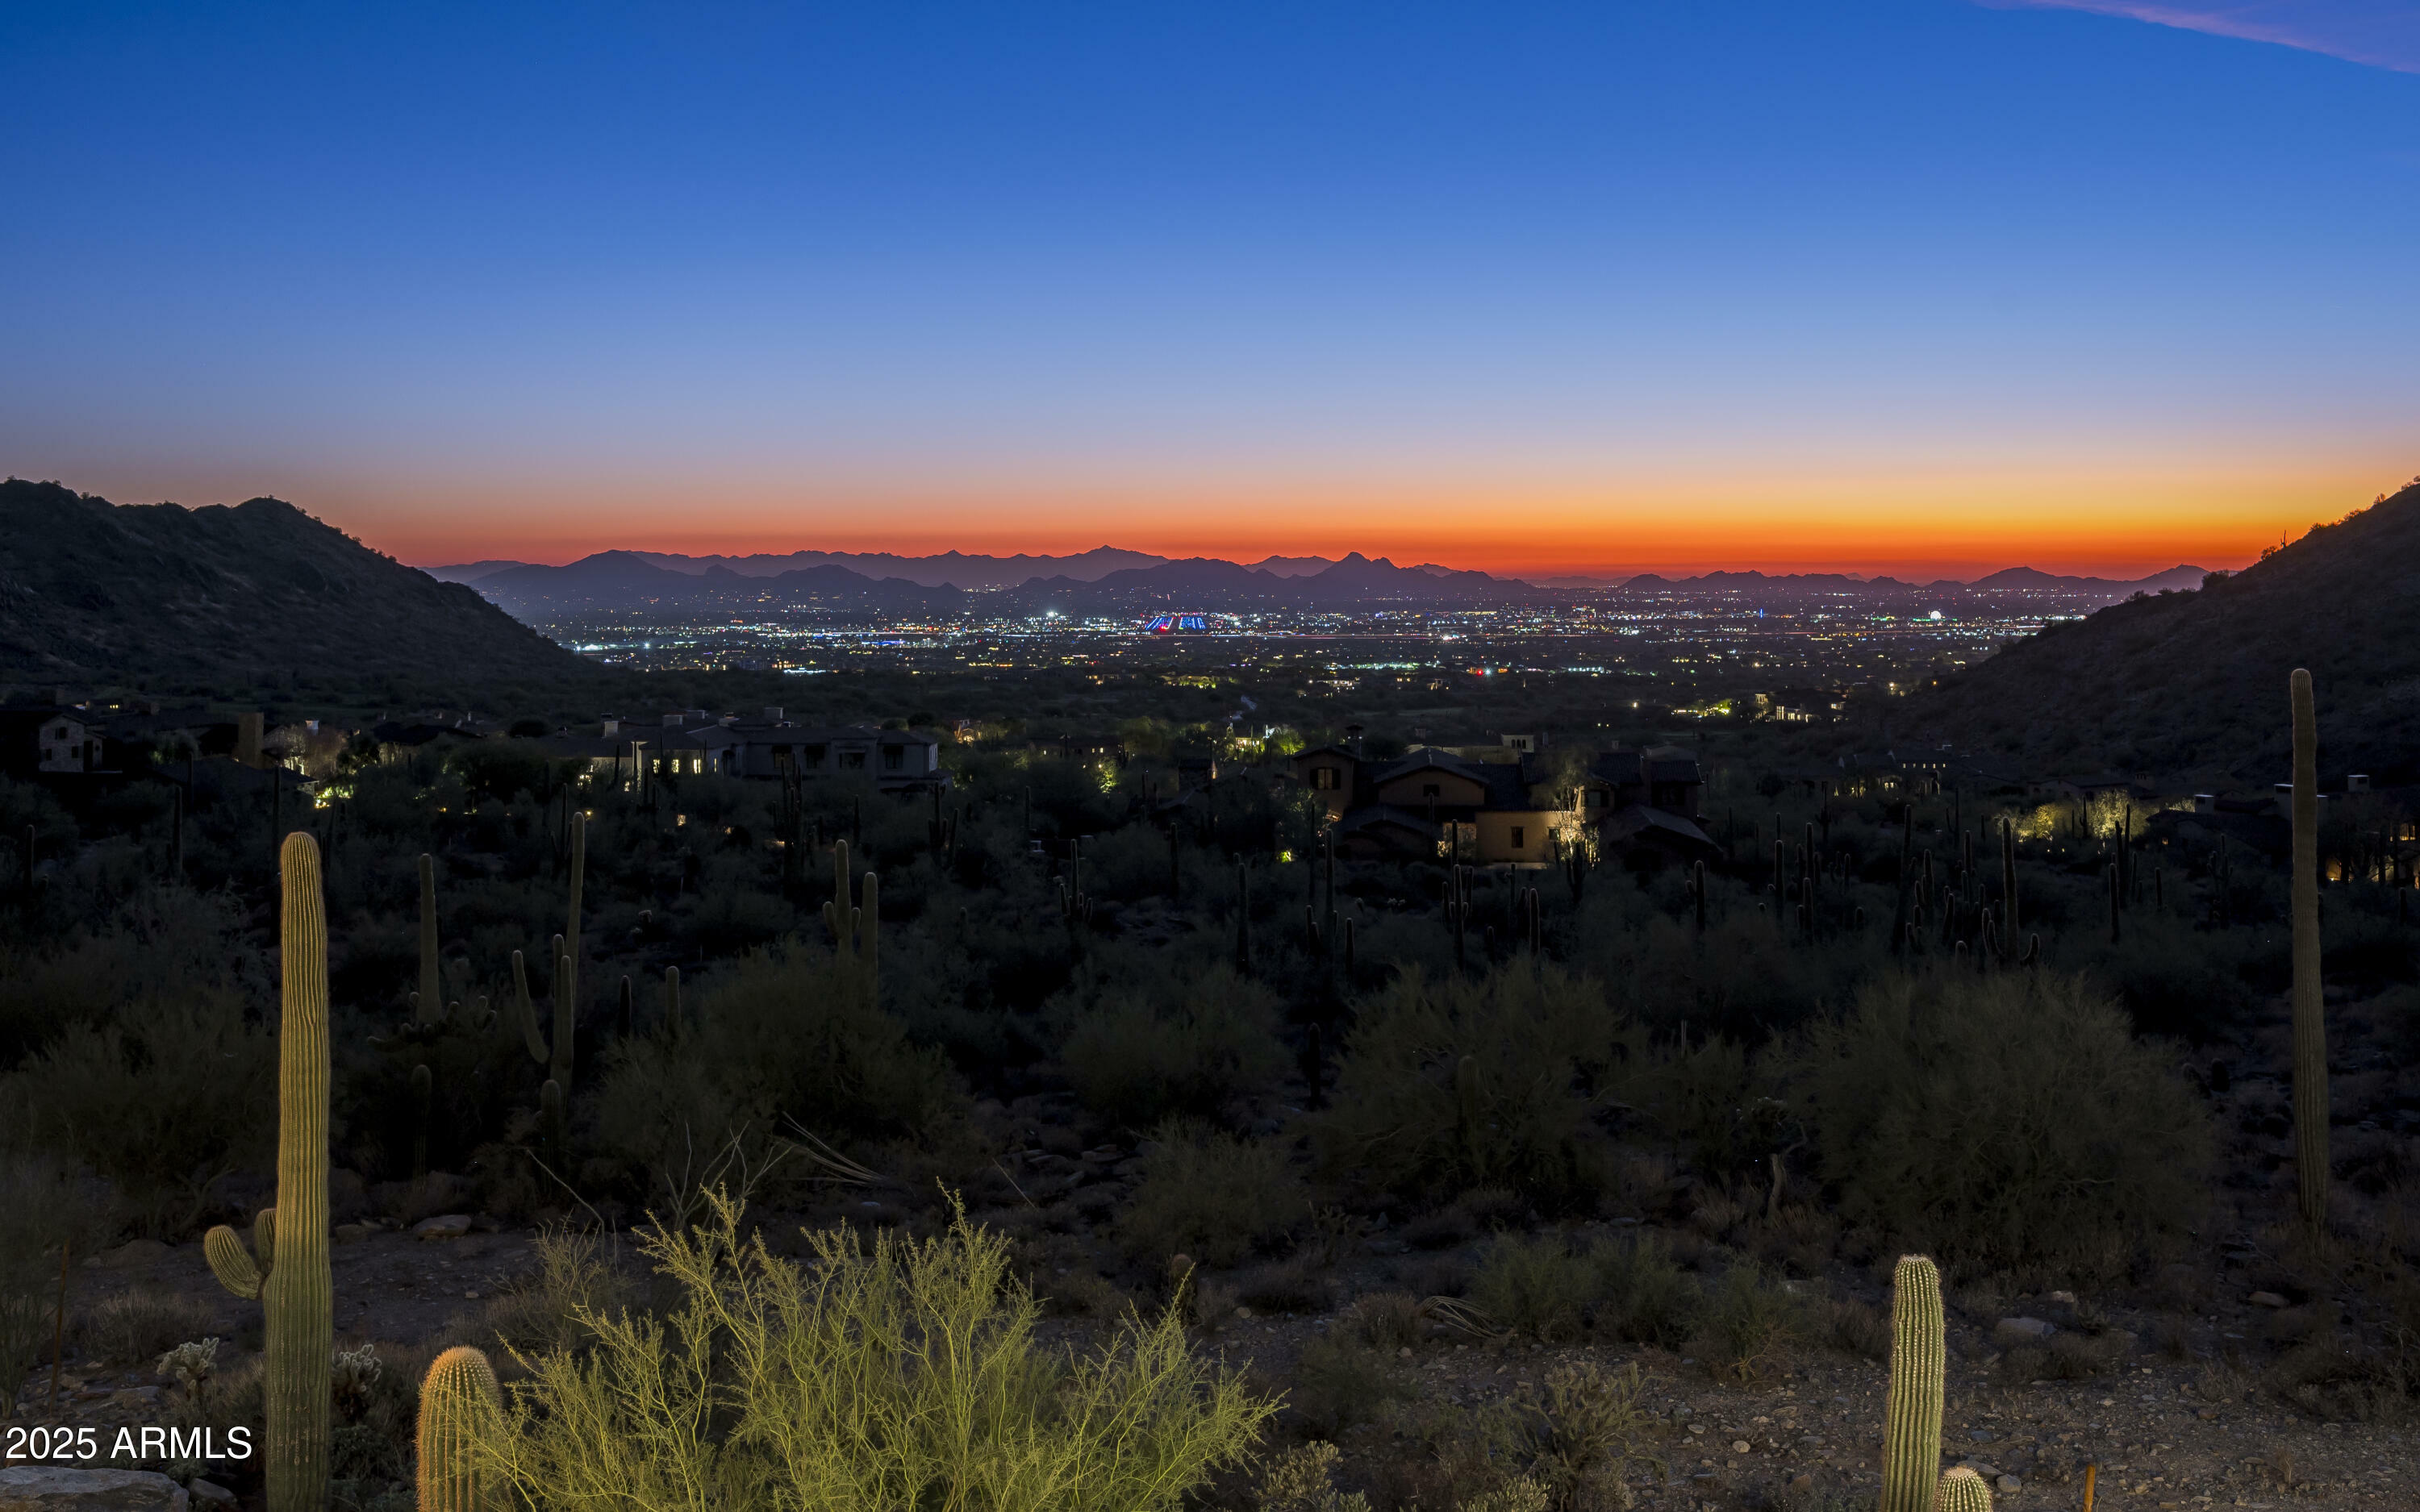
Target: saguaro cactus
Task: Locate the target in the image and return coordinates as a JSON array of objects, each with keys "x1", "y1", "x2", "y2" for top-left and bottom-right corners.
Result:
[
  {"x1": 823, "y1": 839, "x2": 879, "y2": 975},
  {"x1": 2290, "y1": 668, "x2": 2328, "y2": 1231},
  {"x1": 202, "y1": 833, "x2": 332, "y2": 1512},
  {"x1": 1999, "y1": 820, "x2": 2017, "y2": 947},
  {"x1": 416, "y1": 1344, "x2": 499, "y2": 1512},
  {"x1": 1880, "y1": 1255, "x2": 1945, "y2": 1512},
  {"x1": 561, "y1": 812, "x2": 585, "y2": 1013},
  {"x1": 416, "y1": 854, "x2": 441, "y2": 1025}
]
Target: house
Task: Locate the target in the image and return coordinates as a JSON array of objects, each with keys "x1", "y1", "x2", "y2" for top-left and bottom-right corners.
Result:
[
  {"x1": 657, "y1": 721, "x2": 948, "y2": 792},
  {"x1": 1291, "y1": 740, "x2": 1713, "y2": 868},
  {"x1": 1291, "y1": 744, "x2": 1361, "y2": 820},
  {"x1": 0, "y1": 707, "x2": 103, "y2": 776}
]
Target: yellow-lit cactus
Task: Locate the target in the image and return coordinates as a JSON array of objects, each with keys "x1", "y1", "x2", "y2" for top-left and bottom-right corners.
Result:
[
  {"x1": 1880, "y1": 1255, "x2": 1944, "y2": 1512},
  {"x1": 415, "y1": 1345, "x2": 499, "y2": 1512},
  {"x1": 1934, "y1": 1465, "x2": 1994, "y2": 1511},
  {"x1": 203, "y1": 834, "x2": 332, "y2": 1512}
]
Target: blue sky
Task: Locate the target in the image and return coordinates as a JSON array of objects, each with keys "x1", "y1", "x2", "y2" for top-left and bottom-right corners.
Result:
[{"x1": 3, "y1": 2, "x2": 2414, "y2": 574}]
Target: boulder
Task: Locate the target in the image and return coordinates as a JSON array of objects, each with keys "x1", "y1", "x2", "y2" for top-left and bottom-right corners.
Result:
[
  {"x1": 414, "y1": 1214, "x2": 474, "y2": 1239},
  {"x1": 0, "y1": 1468, "x2": 189, "y2": 1512},
  {"x1": 85, "y1": 1239, "x2": 171, "y2": 1270},
  {"x1": 1993, "y1": 1316, "x2": 2058, "y2": 1345}
]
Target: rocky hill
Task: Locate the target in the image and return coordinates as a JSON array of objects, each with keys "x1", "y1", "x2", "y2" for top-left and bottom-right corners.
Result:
[
  {"x1": 0, "y1": 480, "x2": 586, "y2": 694},
  {"x1": 1906, "y1": 479, "x2": 2420, "y2": 784}
]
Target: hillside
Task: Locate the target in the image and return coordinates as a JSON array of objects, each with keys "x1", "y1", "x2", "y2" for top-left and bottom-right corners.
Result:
[
  {"x1": 1906, "y1": 480, "x2": 2420, "y2": 783},
  {"x1": 0, "y1": 480, "x2": 586, "y2": 694}
]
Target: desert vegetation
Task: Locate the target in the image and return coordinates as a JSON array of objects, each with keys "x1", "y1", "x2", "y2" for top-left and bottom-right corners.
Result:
[{"x1": 3, "y1": 673, "x2": 2416, "y2": 1510}]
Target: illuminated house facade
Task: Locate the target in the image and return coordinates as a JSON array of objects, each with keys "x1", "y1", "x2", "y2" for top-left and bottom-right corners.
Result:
[{"x1": 1292, "y1": 741, "x2": 1714, "y2": 867}]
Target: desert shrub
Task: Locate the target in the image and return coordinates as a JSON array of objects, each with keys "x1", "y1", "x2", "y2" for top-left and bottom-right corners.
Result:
[
  {"x1": 1060, "y1": 967, "x2": 1287, "y2": 1127},
  {"x1": 1586, "y1": 1233, "x2": 1697, "y2": 1347},
  {"x1": 0, "y1": 885, "x2": 257, "y2": 1068},
  {"x1": 1077, "y1": 822, "x2": 1175, "y2": 902},
  {"x1": 1503, "y1": 1360, "x2": 1663, "y2": 1512},
  {"x1": 1339, "y1": 1291, "x2": 1427, "y2": 1351},
  {"x1": 1287, "y1": 1335, "x2": 1414, "y2": 1437},
  {"x1": 1794, "y1": 970, "x2": 2212, "y2": 1275},
  {"x1": 478, "y1": 1226, "x2": 634, "y2": 1354},
  {"x1": 1316, "y1": 967, "x2": 1638, "y2": 1206},
  {"x1": 481, "y1": 1193, "x2": 1275, "y2": 1512},
  {"x1": 9, "y1": 997, "x2": 278, "y2": 1235},
  {"x1": 1471, "y1": 1234, "x2": 1597, "y2": 1343},
  {"x1": 79, "y1": 1289, "x2": 215, "y2": 1366},
  {"x1": 1118, "y1": 1124, "x2": 1305, "y2": 1268},
  {"x1": 1258, "y1": 1440, "x2": 1373, "y2": 1512},
  {"x1": 1695, "y1": 1263, "x2": 1802, "y2": 1382},
  {"x1": 0, "y1": 1149, "x2": 117, "y2": 1410},
  {"x1": 593, "y1": 944, "x2": 968, "y2": 1202}
]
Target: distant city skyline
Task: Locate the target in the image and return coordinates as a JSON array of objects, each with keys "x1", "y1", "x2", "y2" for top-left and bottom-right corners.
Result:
[{"x1": 5, "y1": 2, "x2": 2411, "y2": 581}]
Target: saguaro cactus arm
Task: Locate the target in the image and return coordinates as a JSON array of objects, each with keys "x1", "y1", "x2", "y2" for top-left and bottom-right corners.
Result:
[
  {"x1": 511, "y1": 950, "x2": 549, "y2": 1065},
  {"x1": 203, "y1": 1221, "x2": 265, "y2": 1300}
]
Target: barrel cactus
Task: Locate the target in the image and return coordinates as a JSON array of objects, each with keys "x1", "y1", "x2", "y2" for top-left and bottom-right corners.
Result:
[{"x1": 416, "y1": 1345, "x2": 500, "y2": 1512}]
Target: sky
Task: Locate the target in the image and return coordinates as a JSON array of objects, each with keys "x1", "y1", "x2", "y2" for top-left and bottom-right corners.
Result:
[{"x1": 4, "y1": 2, "x2": 2416, "y2": 580}]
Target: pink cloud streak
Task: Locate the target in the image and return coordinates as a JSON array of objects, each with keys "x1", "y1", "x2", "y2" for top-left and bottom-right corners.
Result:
[{"x1": 1991, "y1": 1, "x2": 2420, "y2": 73}]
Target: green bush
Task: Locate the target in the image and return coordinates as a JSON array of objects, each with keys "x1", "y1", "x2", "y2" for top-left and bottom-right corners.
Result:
[
  {"x1": 1587, "y1": 1232, "x2": 1697, "y2": 1347},
  {"x1": 8, "y1": 998, "x2": 277, "y2": 1235},
  {"x1": 1060, "y1": 967, "x2": 1287, "y2": 1127},
  {"x1": 593, "y1": 944, "x2": 968, "y2": 1202},
  {"x1": 1316, "y1": 967, "x2": 1637, "y2": 1206},
  {"x1": 1694, "y1": 1262, "x2": 1801, "y2": 1382},
  {"x1": 1117, "y1": 1124, "x2": 1304, "y2": 1268},
  {"x1": 1793, "y1": 970, "x2": 2212, "y2": 1275},
  {"x1": 1470, "y1": 1234, "x2": 1596, "y2": 1343},
  {"x1": 481, "y1": 1193, "x2": 1275, "y2": 1512}
]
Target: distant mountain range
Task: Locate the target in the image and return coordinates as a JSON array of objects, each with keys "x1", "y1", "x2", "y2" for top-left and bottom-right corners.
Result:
[
  {"x1": 0, "y1": 481, "x2": 582, "y2": 692},
  {"x1": 442, "y1": 547, "x2": 2211, "y2": 607},
  {"x1": 470, "y1": 548, "x2": 1537, "y2": 616},
  {"x1": 1908, "y1": 481, "x2": 2420, "y2": 783}
]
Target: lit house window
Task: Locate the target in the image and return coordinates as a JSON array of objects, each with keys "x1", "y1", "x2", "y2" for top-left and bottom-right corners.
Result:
[{"x1": 1312, "y1": 767, "x2": 1339, "y2": 790}]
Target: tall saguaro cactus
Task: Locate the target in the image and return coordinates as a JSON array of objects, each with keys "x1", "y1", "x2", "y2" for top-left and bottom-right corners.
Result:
[
  {"x1": 202, "y1": 833, "x2": 332, "y2": 1512},
  {"x1": 1998, "y1": 820, "x2": 2017, "y2": 948},
  {"x1": 822, "y1": 839, "x2": 879, "y2": 977},
  {"x1": 1880, "y1": 1255, "x2": 1945, "y2": 1512},
  {"x1": 416, "y1": 854, "x2": 441, "y2": 1025},
  {"x1": 416, "y1": 1345, "x2": 499, "y2": 1512},
  {"x1": 560, "y1": 811, "x2": 585, "y2": 1023},
  {"x1": 2290, "y1": 668, "x2": 2328, "y2": 1232}
]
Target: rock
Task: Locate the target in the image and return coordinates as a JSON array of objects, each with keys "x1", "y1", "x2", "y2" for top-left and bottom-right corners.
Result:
[
  {"x1": 1996, "y1": 1474, "x2": 2022, "y2": 1493},
  {"x1": 0, "y1": 1467, "x2": 189, "y2": 1512},
  {"x1": 2247, "y1": 1291, "x2": 2289, "y2": 1308},
  {"x1": 86, "y1": 1239, "x2": 171, "y2": 1269},
  {"x1": 414, "y1": 1214, "x2": 474, "y2": 1239},
  {"x1": 185, "y1": 1484, "x2": 235, "y2": 1509},
  {"x1": 1729, "y1": 1440, "x2": 1751, "y2": 1454},
  {"x1": 2045, "y1": 1289, "x2": 2077, "y2": 1306},
  {"x1": 333, "y1": 1223, "x2": 370, "y2": 1244},
  {"x1": 1994, "y1": 1317, "x2": 2058, "y2": 1344}
]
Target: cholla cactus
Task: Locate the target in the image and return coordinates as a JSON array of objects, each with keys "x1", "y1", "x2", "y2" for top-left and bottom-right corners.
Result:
[
  {"x1": 416, "y1": 1345, "x2": 500, "y2": 1512},
  {"x1": 154, "y1": 1338, "x2": 220, "y2": 1400},
  {"x1": 1881, "y1": 1255, "x2": 1945, "y2": 1512}
]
